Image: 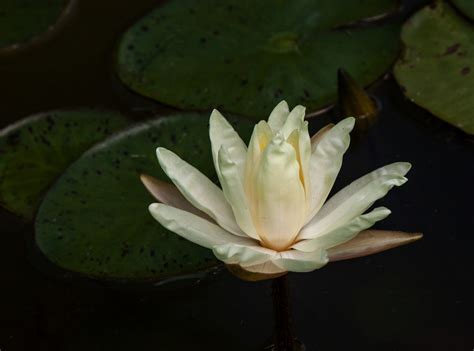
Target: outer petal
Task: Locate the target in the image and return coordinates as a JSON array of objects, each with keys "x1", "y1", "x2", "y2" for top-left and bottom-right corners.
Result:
[
  {"x1": 218, "y1": 146, "x2": 259, "y2": 240},
  {"x1": 209, "y1": 109, "x2": 247, "y2": 181},
  {"x1": 149, "y1": 203, "x2": 254, "y2": 249},
  {"x1": 299, "y1": 163, "x2": 411, "y2": 240},
  {"x1": 273, "y1": 248, "x2": 329, "y2": 272},
  {"x1": 140, "y1": 174, "x2": 211, "y2": 220},
  {"x1": 254, "y1": 137, "x2": 306, "y2": 251},
  {"x1": 305, "y1": 117, "x2": 355, "y2": 223},
  {"x1": 156, "y1": 147, "x2": 246, "y2": 237},
  {"x1": 328, "y1": 229, "x2": 423, "y2": 262},
  {"x1": 281, "y1": 105, "x2": 306, "y2": 138},
  {"x1": 310, "y1": 123, "x2": 334, "y2": 152},
  {"x1": 291, "y1": 207, "x2": 391, "y2": 252},
  {"x1": 241, "y1": 261, "x2": 287, "y2": 275},
  {"x1": 267, "y1": 100, "x2": 290, "y2": 132},
  {"x1": 213, "y1": 242, "x2": 276, "y2": 267}
]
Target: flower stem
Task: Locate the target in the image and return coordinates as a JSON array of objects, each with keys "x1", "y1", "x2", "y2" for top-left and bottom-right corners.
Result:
[{"x1": 272, "y1": 274, "x2": 295, "y2": 351}]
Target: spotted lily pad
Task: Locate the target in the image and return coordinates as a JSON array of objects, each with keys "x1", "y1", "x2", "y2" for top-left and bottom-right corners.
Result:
[
  {"x1": 0, "y1": 0, "x2": 74, "y2": 53},
  {"x1": 452, "y1": 0, "x2": 474, "y2": 20},
  {"x1": 35, "y1": 114, "x2": 253, "y2": 281},
  {"x1": 116, "y1": 0, "x2": 400, "y2": 119},
  {"x1": 394, "y1": 2, "x2": 474, "y2": 135},
  {"x1": 0, "y1": 109, "x2": 129, "y2": 219}
]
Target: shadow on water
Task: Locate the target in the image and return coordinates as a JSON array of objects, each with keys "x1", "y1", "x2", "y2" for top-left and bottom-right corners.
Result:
[{"x1": 0, "y1": 0, "x2": 473, "y2": 350}]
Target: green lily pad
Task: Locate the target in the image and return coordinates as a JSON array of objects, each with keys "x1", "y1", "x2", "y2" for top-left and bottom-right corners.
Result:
[
  {"x1": 35, "y1": 114, "x2": 253, "y2": 281},
  {"x1": 452, "y1": 0, "x2": 474, "y2": 20},
  {"x1": 0, "y1": 0, "x2": 73, "y2": 52},
  {"x1": 394, "y1": 2, "x2": 474, "y2": 135},
  {"x1": 116, "y1": 0, "x2": 400, "y2": 119},
  {"x1": 0, "y1": 109, "x2": 129, "y2": 219}
]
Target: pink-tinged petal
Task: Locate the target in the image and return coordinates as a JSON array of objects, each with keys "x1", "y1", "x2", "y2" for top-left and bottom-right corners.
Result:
[
  {"x1": 140, "y1": 174, "x2": 211, "y2": 221},
  {"x1": 328, "y1": 230, "x2": 423, "y2": 262},
  {"x1": 226, "y1": 263, "x2": 286, "y2": 281}
]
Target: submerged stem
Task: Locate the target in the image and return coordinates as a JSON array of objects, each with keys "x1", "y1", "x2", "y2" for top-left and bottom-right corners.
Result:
[{"x1": 272, "y1": 274, "x2": 295, "y2": 351}]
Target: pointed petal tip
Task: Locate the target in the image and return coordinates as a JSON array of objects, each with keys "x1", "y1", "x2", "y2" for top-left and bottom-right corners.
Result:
[
  {"x1": 277, "y1": 100, "x2": 289, "y2": 107},
  {"x1": 408, "y1": 232, "x2": 423, "y2": 242},
  {"x1": 140, "y1": 173, "x2": 159, "y2": 196},
  {"x1": 139, "y1": 173, "x2": 151, "y2": 184},
  {"x1": 210, "y1": 108, "x2": 223, "y2": 119}
]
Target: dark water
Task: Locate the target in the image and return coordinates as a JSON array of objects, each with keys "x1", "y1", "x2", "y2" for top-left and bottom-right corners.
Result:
[{"x1": 1, "y1": 1, "x2": 473, "y2": 350}]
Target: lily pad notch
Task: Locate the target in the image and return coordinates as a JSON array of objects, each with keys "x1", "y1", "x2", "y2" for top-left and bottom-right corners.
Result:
[{"x1": 116, "y1": 0, "x2": 401, "y2": 119}]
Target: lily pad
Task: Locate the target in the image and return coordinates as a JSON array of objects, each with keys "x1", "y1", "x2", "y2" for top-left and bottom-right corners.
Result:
[
  {"x1": 394, "y1": 2, "x2": 474, "y2": 135},
  {"x1": 35, "y1": 114, "x2": 253, "y2": 281},
  {"x1": 0, "y1": 0, "x2": 74, "y2": 53},
  {"x1": 0, "y1": 109, "x2": 129, "y2": 219},
  {"x1": 452, "y1": 0, "x2": 474, "y2": 20},
  {"x1": 116, "y1": 0, "x2": 400, "y2": 119}
]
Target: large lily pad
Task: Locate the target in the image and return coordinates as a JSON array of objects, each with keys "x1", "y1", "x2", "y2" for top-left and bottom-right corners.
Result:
[
  {"x1": 0, "y1": 109, "x2": 129, "y2": 219},
  {"x1": 394, "y1": 2, "x2": 474, "y2": 135},
  {"x1": 452, "y1": 0, "x2": 474, "y2": 20},
  {"x1": 35, "y1": 114, "x2": 253, "y2": 281},
  {"x1": 0, "y1": 0, "x2": 74, "y2": 52},
  {"x1": 116, "y1": 0, "x2": 400, "y2": 119}
]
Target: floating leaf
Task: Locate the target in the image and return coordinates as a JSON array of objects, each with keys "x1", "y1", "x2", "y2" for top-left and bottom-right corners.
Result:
[
  {"x1": 0, "y1": 109, "x2": 129, "y2": 219},
  {"x1": 452, "y1": 0, "x2": 474, "y2": 20},
  {"x1": 116, "y1": 0, "x2": 400, "y2": 119},
  {"x1": 0, "y1": 0, "x2": 75, "y2": 53},
  {"x1": 394, "y1": 2, "x2": 474, "y2": 135},
  {"x1": 35, "y1": 114, "x2": 253, "y2": 281}
]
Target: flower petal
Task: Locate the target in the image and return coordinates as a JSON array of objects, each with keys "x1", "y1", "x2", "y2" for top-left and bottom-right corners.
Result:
[
  {"x1": 305, "y1": 117, "x2": 355, "y2": 223},
  {"x1": 291, "y1": 207, "x2": 391, "y2": 252},
  {"x1": 240, "y1": 261, "x2": 287, "y2": 275},
  {"x1": 254, "y1": 137, "x2": 306, "y2": 251},
  {"x1": 213, "y1": 242, "x2": 276, "y2": 267},
  {"x1": 328, "y1": 230, "x2": 423, "y2": 262},
  {"x1": 267, "y1": 100, "x2": 290, "y2": 132},
  {"x1": 273, "y1": 248, "x2": 329, "y2": 273},
  {"x1": 140, "y1": 174, "x2": 211, "y2": 220},
  {"x1": 299, "y1": 162, "x2": 411, "y2": 240},
  {"x1": 218, "y1": 146, "x2": 259, "y2": 240},
  {"x1": 149, "y1": 203, "x2": 254, "y2": 249},
  {"x1": 281, "y1": 105, "x2": 306, "y2": 138},
  {"x1": 209, "y1": 109, "x2": 247, "y2": 181},
  {"x1": 156, "y1": 147, "x2": 246, "y2": 237},
  {"x1": 226, "y1": 264, "x2": 286, "y2": 281},
  {"x1": 286, "y1": 121, "x2": 311, "y2": 194},
  {"x1": 310, "y1": 123, "x2": 334, "y2": 152}
]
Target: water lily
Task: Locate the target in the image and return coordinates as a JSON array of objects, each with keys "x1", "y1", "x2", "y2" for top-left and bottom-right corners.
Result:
[{"x1": 147, "y1": 101, "x2": 414, "y2": 276}]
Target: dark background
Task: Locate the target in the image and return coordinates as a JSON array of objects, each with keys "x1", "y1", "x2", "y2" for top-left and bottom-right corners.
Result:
[{"x1": 1, "y1": 0, "x2": 473, "y2": 350}]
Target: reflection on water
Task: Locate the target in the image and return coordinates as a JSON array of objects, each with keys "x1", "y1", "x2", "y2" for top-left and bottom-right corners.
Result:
[{"x1": 0, "y1": 0, "x2": 472, "y2": 350}]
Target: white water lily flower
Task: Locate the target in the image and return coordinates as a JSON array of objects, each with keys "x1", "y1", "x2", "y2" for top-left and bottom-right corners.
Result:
[{"x1": 148, "y1": 101, "x2": 411, "y2": 275}]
